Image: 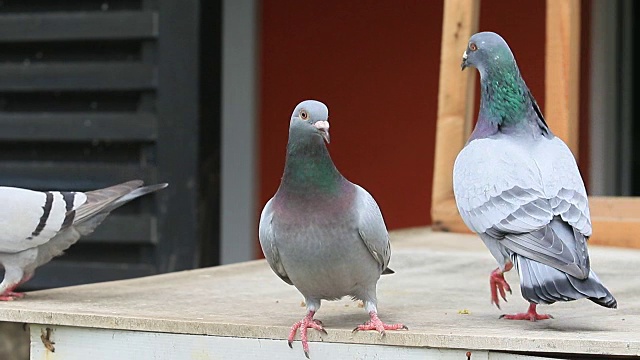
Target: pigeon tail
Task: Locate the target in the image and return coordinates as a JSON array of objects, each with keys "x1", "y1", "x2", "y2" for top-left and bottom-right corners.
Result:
[
  {"x1": 513, "y1": 254, "x2": 617, "y2": 309},
  {"x1": 74, "y1": 181, "x2": 168, "y2": 235}
]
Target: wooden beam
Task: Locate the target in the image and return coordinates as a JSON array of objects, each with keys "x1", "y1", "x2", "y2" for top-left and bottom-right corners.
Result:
[
  {"x1": 588, "y1": 197, "x2": 640, "y2": 248},
  {"x1": 431, "y1": 0, "x2": 480, "y2": 228},
  {"x1": 545, "y1": 0, "x2": 581, "y2": 157}
]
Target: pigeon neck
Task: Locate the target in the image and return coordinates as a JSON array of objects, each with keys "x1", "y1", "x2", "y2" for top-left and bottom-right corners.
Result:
[
  {"x1": 468, "y1": 62, "x2": 551, "y2": 141},
  {"x1": 281, "y1": 137, "x2": 344, "y2": 195},
  {"x1": 478, "y1": 62, "x2": 531, "y2": 128}
]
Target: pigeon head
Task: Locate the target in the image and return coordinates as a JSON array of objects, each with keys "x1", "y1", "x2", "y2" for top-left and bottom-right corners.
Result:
[
  {"x1": 461, "y1": 32, "x2": 516, "y2": 75},
  {"x1": 290, "y1": 100, "x2": 330, "y2": 144},
  {"x1": 461, "y1": 31, "x2": 540, "y2": 131}
]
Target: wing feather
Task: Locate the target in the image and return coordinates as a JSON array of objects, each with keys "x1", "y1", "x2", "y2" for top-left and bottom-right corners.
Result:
[
  {"x1": 454, "y1": 136, "x2": 591, "y2": 278},
  {"x1": 258, "y1": 198, "x2": 292, "y2": 285},
  {"x1": 354, "y1": 185, "x2": 391, "y2": 273},
  {"x1": 0, "y1": 187, "x2": 86, "y2": 253}
]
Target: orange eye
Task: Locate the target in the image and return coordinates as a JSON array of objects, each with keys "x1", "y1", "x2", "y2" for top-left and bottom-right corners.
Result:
[
  {"x1": 300, "y1": 110, "x2": 309, "y2": 120},
  {"x1": 469, "y1": 42, "x2": 478, "y2": 51}
]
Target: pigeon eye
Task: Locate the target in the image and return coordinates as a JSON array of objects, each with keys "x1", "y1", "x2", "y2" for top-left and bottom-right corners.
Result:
[
  {"x1": 469, "y1": 42, "x2": 478, "y2": 51},
  {"x1": 300, "y1": 110, "x2": 309, "y2": 120}
]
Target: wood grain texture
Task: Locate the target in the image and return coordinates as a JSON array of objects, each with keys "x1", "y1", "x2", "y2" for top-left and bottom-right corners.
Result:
[
  {"x1": 431, "y1": 0, "x2": 480, "y2": 222},
  {"x1": 545, "y1": 0, "x2": 581, "y2": 157}
]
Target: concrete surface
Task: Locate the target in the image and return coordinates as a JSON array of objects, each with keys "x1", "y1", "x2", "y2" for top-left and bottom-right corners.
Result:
[{"x1": 0, "y1": 228, "x2": 638, "y2": 357}]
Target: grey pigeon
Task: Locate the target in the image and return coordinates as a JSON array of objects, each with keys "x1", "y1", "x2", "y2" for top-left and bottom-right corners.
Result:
[
  {"x1": 259, "y1": 100, "x2": 406, "y2": 358},
  {"x1": 454, "y1": 32, "x2": 616, "y2": 320},
  {"x1": 0, "y1": 180, "x2": 167, "y2": 300}
]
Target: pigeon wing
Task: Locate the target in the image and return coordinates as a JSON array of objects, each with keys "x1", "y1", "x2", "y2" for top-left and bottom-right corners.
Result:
[
  {"x1": 0, "y1": 187, "x2": 86, "y2": 253},
  {"x1": 454, "y1": 136, "x2": 591, "y2": 278},
  {"x1": 259, "y1": 198, "x2": 293, "y2": 285},
  {"x1": 354, "y1": 185, "x2": 391, "y2": 273}
]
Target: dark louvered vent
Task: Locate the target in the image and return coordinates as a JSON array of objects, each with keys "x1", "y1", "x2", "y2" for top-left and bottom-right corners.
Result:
[{"x1": 0, "y1": 0, "x2": 202, "y2": 289}]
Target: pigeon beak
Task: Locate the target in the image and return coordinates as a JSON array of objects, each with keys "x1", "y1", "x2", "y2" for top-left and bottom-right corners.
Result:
[
  {"x1": 313, "y1": 120, "x2": 330, "y2": 144},
  {"x1": 461, "y1": 50, "x2": 468, "y2": 70}
]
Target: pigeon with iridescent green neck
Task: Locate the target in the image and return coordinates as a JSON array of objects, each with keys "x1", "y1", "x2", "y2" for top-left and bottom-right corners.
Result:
[
  {"x1": 259, "y1": 100, "x2": 406, "y2": 358},
  {"x1": 454, "y1": 32, "x2": 616, "y2": 321}
]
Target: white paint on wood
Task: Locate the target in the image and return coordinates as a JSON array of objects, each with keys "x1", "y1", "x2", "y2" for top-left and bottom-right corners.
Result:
[{"x1": 29, "y1": 325, "x2": 552, "y2": 360}]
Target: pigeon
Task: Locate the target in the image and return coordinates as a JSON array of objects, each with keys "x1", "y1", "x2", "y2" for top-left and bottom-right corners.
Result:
[
  {"x1": 259, "y1": 100, "x2": 406, "y2": 358},
  {"x1": 453, "y1": 32, "x2": 616, "y2": 321},
  {"x1": 0, "y1": 180, "x2": 167, "y2": 300}
]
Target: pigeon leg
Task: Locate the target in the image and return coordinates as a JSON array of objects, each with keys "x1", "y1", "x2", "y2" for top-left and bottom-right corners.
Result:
[
  {"x1": 2, "y1": 273, "x2": 34, "y2": 300},
  {"x1": 500, "y1": 303, "x2": 553, "y2": 321},
  {"x1": 287, "y1": 310, "x2": 327, "y2": 359},
  {"x1": 352, "y1": 311, "x2": 408, "y2": 338},
  {"x1": 0, "y1": 284, "x2": 25, "y2": 300},
  {"x1": 490, "y1": 261, "x2": 513, "y2": 308},
  {"x1": 0, "y1": 267, "x2": 25, "y2": 301}
]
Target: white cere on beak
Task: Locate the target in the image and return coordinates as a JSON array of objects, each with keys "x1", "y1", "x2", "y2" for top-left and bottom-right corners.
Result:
[
  {"x1": 313, "y1": 121, "x2": 330, "y2": 143},
  {"x1": 462, "y1": 51, "x2": 468, "y2": 61}
]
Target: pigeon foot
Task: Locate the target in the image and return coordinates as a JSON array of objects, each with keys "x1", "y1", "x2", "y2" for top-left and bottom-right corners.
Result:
[
  {"x1": 490, "y1": 262, "x2": 513, "y2": 309},
  {"x1": 500, "y1": 303, "x2": 553, "y2": 321},
  {"x1": 0, "y1": 291, "x2": 25, "y2": 301},
  {"x1": 352, "y1": 311, "x2": 408, "y2": 338},
  {"x1": 0, "y1": 284, "x2": 26, "y2": 301},
  {"x1": 287, "y1": 311, "x2": 327, "y2": 358}
]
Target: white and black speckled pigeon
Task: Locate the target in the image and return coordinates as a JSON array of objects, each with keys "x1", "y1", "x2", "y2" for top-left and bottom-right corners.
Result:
[
  {"x1": 0, "y1": 180, "x2": 167, "y2": 300},
  {"x1": 453, "y1": 32, "x2": 616, "y2": 321},
  {"x1": 259, "y1": 100, "x2": 406, "y2": 358}
]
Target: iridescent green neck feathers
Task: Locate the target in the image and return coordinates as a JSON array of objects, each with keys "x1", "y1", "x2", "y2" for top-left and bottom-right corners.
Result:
[
  {"x1": 478, "y1": 60, "x2": 531, "y2": 127},
  {"x1": 281, "y1": 134, "x2": 343, "y2": 195}
]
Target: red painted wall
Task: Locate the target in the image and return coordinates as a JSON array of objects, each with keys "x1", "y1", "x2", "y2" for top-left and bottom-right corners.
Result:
[
  {"x1": 258, "y1": 1, "x2": 445, "y2": 231},
  {"x1": 257, "y1": 1, "x2": 588, "y2": 248}
]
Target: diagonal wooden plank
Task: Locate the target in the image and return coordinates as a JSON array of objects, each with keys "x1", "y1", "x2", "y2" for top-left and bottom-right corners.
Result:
[
  {"x1": 545, "y1": 0, "x2": 581, "y2": 157},
  {"x1": 431, "y1": 0, "x2": 480, "y2": 229}
]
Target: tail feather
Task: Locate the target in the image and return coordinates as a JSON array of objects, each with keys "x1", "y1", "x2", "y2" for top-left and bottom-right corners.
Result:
[
  {"x1": 382, "y1": 267, "x2": 395, "y2": 275},
  {"x1": 514, "y1": 254, "x2": 617, "y2": 308},
  {"x1": 73, "y1": 181, "x2": 168, "y2": 235}
]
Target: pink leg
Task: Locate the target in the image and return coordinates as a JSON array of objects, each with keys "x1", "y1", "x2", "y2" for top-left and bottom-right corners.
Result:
[
  {"x1": 500, "y1": 303, "x2": 553, "y2": 321},
  {"x1": 352, "y1": 311, "x2": 408, "y2": 337},
  {"x1": 490, "y1": 262, "x2": 513, "y2": 309},
  {"x1": 0, "y1": 274, "x2": 33, "y2": 301},
  {"x1": 287, "y1": 311, "x2": 327, "y2": 359},
  {"x1": 0, "y1": 284, "x2": 24, "y2": 301}
]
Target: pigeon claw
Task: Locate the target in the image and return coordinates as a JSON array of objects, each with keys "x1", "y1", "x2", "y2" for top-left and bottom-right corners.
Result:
[
  {"x1": 500, "y1": 303, "x2": 553, "y2": 321},
  {"x1": 490, "y1": 262, "x2": 513, "y2": 309},
  {"x1": 287, "y1": 311, "x2": 326, "y2": 358},
  {"x1": 353, "y1": 311, "x2": 407, "y2": 339},
  {"x1": 0, "y1": 291, "x2": 25, "y2": 301}
]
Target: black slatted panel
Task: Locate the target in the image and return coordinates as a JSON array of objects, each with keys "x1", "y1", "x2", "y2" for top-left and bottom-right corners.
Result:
[{"x1": 0, "y1": 0, "x2": 202, "y2": 289}]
